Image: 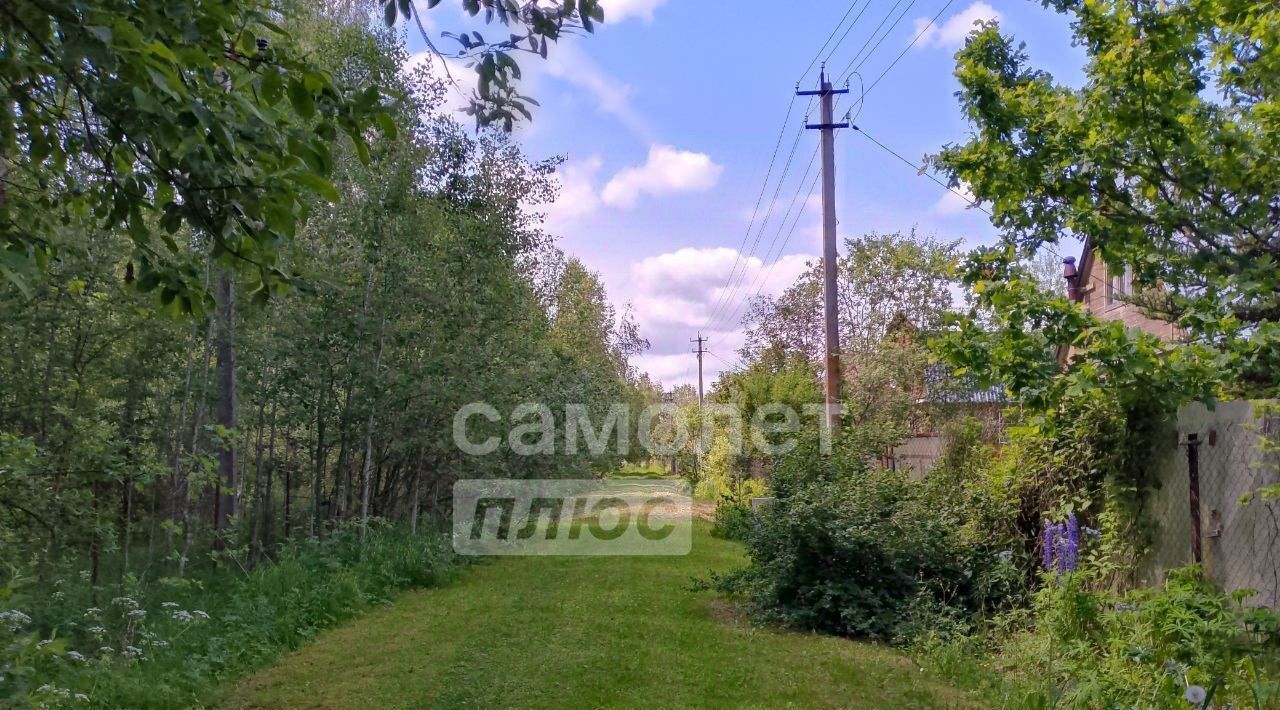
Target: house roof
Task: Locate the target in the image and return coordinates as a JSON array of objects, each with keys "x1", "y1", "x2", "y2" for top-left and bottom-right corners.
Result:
[{"x1": 923, "y1": 364, "x2": 1009, "y2": 405}]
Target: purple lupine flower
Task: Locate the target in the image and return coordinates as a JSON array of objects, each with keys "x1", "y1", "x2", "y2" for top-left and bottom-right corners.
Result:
[
  {"x1": 1056, "y1": 523, "x2": 1070, "y2": 574},
  {"x1": 1042, "y1": 517, "x2": 1082, "y2": 574},
  {"x1": 1065, "y1": 514, "x2": 1080, "y2": 571}
]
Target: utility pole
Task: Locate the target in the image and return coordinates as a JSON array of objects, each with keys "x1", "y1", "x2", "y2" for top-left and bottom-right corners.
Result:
[
  {"x1": 691, "y1": 334, "x2": 707, "y2": 406},
  {"x1": 798, "y1": 65, "x2": 848, "y2": 432}
]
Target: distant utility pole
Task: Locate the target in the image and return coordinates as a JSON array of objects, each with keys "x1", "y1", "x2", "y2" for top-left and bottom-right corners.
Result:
[
  {"x1": 691, "y1": 334, "x2": 707, "y2": 406},
  {"x1": 798, "y1": 65, "x2": 849, "y2": 432}
]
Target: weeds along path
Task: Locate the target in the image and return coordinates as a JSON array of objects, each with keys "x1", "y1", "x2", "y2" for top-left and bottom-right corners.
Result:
[{"x1": 227, "y1": 524, "x2": 974, "y2": 709}]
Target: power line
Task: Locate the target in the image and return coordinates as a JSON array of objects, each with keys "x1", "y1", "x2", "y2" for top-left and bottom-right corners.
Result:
[
  {"x1": 707, "y1": 143, "x2": 820, "y2": 337},
  {"x1": 860, "y1": 0, "x2": 958, "y2": 96},
  {"x1": 708, "y1": 144, "x2": 818, "y2": 336},
  {"x1": 703, "y1": 95, "x2": 802, "y2": 331},
  {"x1": 706, "y1": 349, "x2": 744, "y2": 373},
  {"x1": 836, "y1": 0, "x2": 923, "y2": 84},
  {"x1": 797, "y1": 0, "x2": 872, "y2": 83},
  {"x1": 705, "y1": 128, "x2": 808, "y2": 331},
  {"x1": 828, "y1": 0, "x2": 909, "y2": 81},
  {"x1": 849, "y1": 123, "x2": 1104, "y2": 291},
  {"x1": 850, "y1": 123, "x2": 987, "y2": 214},
  {"x1": 820, "y1": 1, "x2": 878, "y2": 70},
  {"x1": 712, "y1": 163, "x2": 823, "y2": 348}
]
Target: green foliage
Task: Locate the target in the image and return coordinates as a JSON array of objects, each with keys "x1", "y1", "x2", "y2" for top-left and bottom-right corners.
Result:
[
  {"x1": 940, "y1": 249, "x2": 1221, "y2": 418},
  {"x1": 1, "y1": 0, "x2": 393, "y2": 304},
  {"x1": 742, "y1": 229, "x2": 961, "y2": 368},
  {"x1": 1001, "y1": 568, "x2": 1280, "y2": 708},
  {"x1": 709, "y1": 476, "x2": 765, "y2": 543},
  {"x1": 0, "y1": 3, "x2": 649, "y2": 702},
  {"x1": 0, "y1": 523, "x2": 457, "y2": 707},
  {"x1": 386, "y1": 0, "x2": 606, "y2": 130},
  {"x1": 715, "y1": 432, "x2": 1021, "y2": 642},
  {"x1": 608, "y1": 462, "x2": 669, "y2": 480},
  {"x1": 934, "y1": 0, "x2": 1280, "y2": 396},
  {"x1": 236, "y1": 524, "x2": 970, "y2": 708}
]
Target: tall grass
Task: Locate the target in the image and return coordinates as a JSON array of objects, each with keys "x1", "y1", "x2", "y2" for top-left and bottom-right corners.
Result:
[{"x1": 0, "y1": 521, "x2": 458, "y2": 708}]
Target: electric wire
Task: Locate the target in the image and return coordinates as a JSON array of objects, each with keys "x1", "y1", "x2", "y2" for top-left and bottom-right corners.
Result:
[
  {"x1": 702, "y1": 95, "x2": 803, "y2": 331},
  {"x1": 710, "y1": 156, "x2": 823, "y2": 350},
  {"x1": 705, "y1": 126, "x2": 808, "y2": 332}
]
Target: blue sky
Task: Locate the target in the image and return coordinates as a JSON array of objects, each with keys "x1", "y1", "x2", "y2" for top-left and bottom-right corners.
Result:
[{"x1": 406, "y1": 0, "x2": 1088, "y2": 389}]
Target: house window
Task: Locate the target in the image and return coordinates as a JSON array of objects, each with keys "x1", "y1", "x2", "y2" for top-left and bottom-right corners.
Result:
[{"x1": 1106, "y1": 265, "x2": 1132, "y2": 306}]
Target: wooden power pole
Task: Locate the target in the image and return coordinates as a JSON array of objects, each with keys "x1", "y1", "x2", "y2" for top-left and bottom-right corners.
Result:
[
  {"x1": 798, "y1": 66, "x2": 848, "y2": 431},
  {"x1": 691, "y1": 334, "x2": 707, "y2": 406}
]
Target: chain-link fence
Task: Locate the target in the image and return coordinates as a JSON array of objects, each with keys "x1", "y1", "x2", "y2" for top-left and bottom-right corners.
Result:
[{"x1": 1143, "y1": 401, "x2": 1280, "y2": 608}]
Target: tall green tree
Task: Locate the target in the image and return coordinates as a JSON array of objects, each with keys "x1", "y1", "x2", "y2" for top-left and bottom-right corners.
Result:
[
  {"x1": 1, "y1": 0, "x2": 392, "y2": 304},
  {"x1": 934, "y1": 0, "x2": 1280, "y2": 397}
]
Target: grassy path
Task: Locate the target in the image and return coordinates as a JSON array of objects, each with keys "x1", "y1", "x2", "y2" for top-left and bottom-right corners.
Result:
[{"x1": 228, "y1": 525, "x2": 974, "y2": 709}]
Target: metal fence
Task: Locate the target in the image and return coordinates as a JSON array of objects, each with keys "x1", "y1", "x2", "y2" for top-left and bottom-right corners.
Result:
[
  {"x1": 889, "y1": 434, "x2": 946, "y2": 481},
  {"x1": 1143, "y1": 401, "x2": 1280, "y2": 608}
]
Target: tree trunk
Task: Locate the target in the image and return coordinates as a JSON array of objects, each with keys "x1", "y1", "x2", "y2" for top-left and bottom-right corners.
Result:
[
  {"x1": 249, "y1": 380, "x2": 269, "y2": 565},
  {"x1": 213, "y1": 269, "x2": 237, "y2": 547},
  {"x1": 360, "y1": 322, "x2": 385, "y2": 545},
  {"x1": 261, "y1": 399, "x2": 279, "y2": 557},
  {"x1": 311, "y1": 365, "x2": 330, "y2": 537}
]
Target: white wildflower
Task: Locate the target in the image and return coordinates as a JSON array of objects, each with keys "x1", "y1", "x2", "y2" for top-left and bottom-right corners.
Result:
[
  {"x1": 110, "y1": 596, "x2": 138, "y2": 610},
  {"x1": 124, "y1": 645, "x2": 144, "y2": 658},
  {"x1": 87, "y1": 626, "x2": 106, "y2": 636},
  {"x1": 160, "y1": 601, "x2": 179, "y2": 609},
  {"x1": 0, "y1": 610, "x2": 32, "y2": 631},
  {"x1": 83, "y1": 608, "x2": 101, "y2": 617},
  {"x1": 74, "y1": 694, "x2": 89, "y2": 703},
  {"x1": 126, "y1": 609, "x2": 146, "y2": 620},
  {"x1": 192, "y1": 610, "x2": 209, "y2": 620},
  {"x1": 66, "y1": 651, "x2": 86, "y2": 663},
  {"x1": 171, "y1": 610, "x2": 193, "y2": 623}
]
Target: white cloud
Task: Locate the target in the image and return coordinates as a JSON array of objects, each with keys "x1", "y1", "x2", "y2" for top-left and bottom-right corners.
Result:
[
  {"x1": 543, "y1": 155, "x2": 604, "y2": 228},
  {"x1": 543, "y1": 42, "x2": 653, "y2": 141},
  {"x1": 631, "y1": 353, "x2": 698, "y2": 386},
  {"x1": 409, "y1": 40, "x2": 651, "y2": 140},
  {"x1": 911, "y1": 1, "x2": 1002, "y2": 49},
  {"x1": 599, "y1": 0, "x2": 671, "y2": 23},
  {"x1": 602, "y1": 145, "x2": 723, "y2": 208},
  {"x1": 622, "y1": 247, "x2": 815, "y2": 388},
  {"x1": 934, "y1": 180, "x2": 978, "y2": 214}
]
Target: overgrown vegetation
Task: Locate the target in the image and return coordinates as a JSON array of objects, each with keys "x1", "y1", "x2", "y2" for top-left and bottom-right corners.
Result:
[
  {"x1": 1, "y1": 523, "x2": 457, "y2": 707},
  {"x1": 0, "y1": 2, "x2": 653, "y2": 705}
]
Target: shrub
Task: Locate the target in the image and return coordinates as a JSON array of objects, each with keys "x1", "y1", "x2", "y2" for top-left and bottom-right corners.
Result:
[
  {"x1": 1003, "y1": 567, "x2": 1280, "y2": 708},
  {"x1": 714, "y1": 432, "x2": 1020, "y2": 641},
  {"x1": 916, "y1": 567, "x2": 1280, "y2": 709},
  {"x1": 710, "y1": 488, "x2": 758, "y2": 542}
]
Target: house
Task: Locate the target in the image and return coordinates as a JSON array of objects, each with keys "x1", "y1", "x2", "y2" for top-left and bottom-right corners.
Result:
[
  {"x1": 1062, "y1": 238, "x2": 1179, "y2": 340},
  {"x1": 888, "y1": 363, "x2": 1009, "y2": 479},
  {"x1": 874, "y1": 316, "x2": 1010, "y2": 478}
]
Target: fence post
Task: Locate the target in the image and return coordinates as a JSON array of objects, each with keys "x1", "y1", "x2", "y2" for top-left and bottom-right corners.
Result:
[{"x1": 1186, "y1": 432, "x2": 1202, "y2": 564}]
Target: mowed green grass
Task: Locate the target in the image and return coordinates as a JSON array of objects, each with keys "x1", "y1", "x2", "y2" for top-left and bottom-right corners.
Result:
[{"x1": 227, "y1": 524, "x2": 975, "y2": 709}]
